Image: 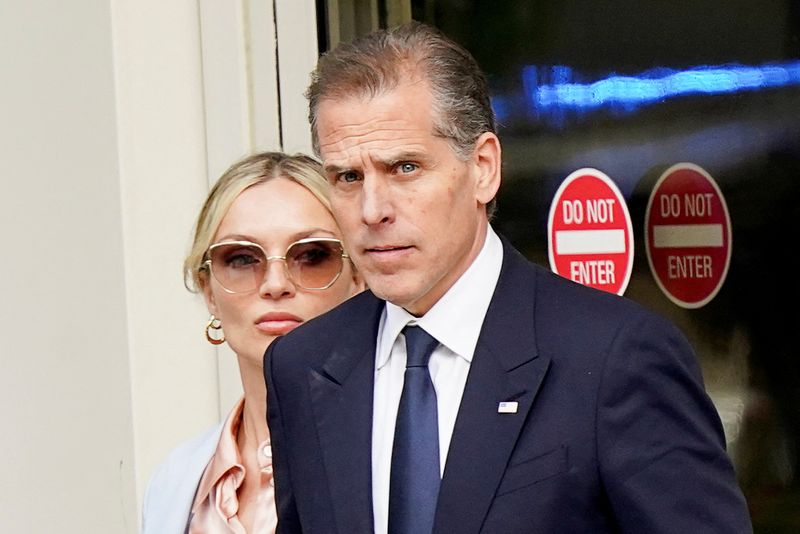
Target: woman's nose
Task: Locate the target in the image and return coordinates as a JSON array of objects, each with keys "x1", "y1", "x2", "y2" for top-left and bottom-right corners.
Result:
[{"x1": 258, "y1": 258, "x2": 296, "y2": 298}]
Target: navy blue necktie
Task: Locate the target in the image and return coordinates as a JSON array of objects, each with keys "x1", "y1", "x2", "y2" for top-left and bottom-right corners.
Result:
[{"x1": 388, "y1": 325, "x2": 441, "y2": 534}]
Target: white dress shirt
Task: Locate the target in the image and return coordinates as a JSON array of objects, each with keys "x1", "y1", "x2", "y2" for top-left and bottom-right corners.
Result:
[{"x1": 371, "y1": 225, "x2": 503, "y2": 534}]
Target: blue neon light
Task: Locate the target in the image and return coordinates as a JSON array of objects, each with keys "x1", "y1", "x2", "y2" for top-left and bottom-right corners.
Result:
[{"x1": 492, "y1": 60, "x2": 800, "y2": 123}]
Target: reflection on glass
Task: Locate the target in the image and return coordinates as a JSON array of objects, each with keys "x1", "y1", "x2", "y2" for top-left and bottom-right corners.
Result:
[{"x1": 491, "y1": 60, "x2": 800, "y2": 125}]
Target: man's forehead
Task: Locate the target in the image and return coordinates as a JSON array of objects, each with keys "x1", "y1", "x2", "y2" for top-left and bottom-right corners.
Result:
[
  {"x1": 317, "y1": 110, "x2": 436, "y2": 158},
  {"x1": 319, "y1": 116, "x2": 429, "y2": 145}
]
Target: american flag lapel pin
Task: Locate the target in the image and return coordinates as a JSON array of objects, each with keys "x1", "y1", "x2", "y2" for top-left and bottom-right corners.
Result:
[{"x1": 497, "y1": 401, "x2": 519, "y2": 414}]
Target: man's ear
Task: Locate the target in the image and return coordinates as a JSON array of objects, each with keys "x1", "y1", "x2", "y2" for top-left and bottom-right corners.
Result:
[{"x1": 471, "y1": 132, "x2": 502, "y2": 206}]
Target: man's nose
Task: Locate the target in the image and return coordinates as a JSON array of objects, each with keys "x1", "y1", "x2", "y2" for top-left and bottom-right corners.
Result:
[{"x1": 361, "y1": 174, "x2": 395, "y2": 226}]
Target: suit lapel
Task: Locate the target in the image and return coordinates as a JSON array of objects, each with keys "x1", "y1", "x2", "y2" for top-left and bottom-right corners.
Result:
[
  {"x1": 308, "y1": 292, "x2": 384, "y2": 534},
  {"x1": 434, "y1": 241, "x2": 551, "y2": 534}
]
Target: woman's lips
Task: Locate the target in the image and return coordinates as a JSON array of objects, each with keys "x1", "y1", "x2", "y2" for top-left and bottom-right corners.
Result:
[{"x1": 255, "y1": 312, "x2": 303, "y2": 335}]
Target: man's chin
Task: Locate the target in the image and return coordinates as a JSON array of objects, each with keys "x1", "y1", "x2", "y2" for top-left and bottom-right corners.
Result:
[{"x1": 367, "y1": 281, "x2": 416, "y2": 308}]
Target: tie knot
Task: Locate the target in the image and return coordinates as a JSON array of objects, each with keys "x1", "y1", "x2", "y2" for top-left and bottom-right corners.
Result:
[{"x1": 402, "y1": 325, "x2": 439, "y2": 368}]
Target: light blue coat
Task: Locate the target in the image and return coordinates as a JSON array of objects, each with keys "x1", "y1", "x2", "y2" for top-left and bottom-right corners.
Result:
[{"x1": 140, "y1": 422, "x2": 224, "y2": 534}]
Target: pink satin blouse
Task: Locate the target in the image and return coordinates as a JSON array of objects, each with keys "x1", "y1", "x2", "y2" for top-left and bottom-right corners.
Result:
[{"x1": 189, "y1": 398, "x2": 276, "y2": 533}]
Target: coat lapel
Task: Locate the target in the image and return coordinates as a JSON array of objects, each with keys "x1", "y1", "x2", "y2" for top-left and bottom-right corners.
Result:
[
  {"x1": 434, "y1": 241, "x2": 551, "y2": 534},
  {"x1": 308, "y1": 292, "x2": 384, "y2": 534}
]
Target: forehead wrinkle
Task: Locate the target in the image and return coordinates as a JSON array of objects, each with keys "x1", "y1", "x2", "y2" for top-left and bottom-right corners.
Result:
[
  {"x1": 320, "y1": 124, "x2": 434, "y2": 167},
  {"x1": 319, "y1": 117, "x2": 428, "y2": 149}
]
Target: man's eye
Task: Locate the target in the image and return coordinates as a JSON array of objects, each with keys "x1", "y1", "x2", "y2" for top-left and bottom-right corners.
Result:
[
  {"x1": 339, "y1": 171, "x2": 360, "y2": 183},
  {"x1": 398, "y1": 163, "x2": 418, "y2": 174}
]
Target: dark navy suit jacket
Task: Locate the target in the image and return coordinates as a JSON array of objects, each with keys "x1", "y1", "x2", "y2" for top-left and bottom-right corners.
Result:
[{"x1": 264, "y1": 238, "x2": 752, "y2": 533}]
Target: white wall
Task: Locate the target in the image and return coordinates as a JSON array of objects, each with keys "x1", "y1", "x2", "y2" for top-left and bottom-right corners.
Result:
[
  {"x1": 0, "y1": 1, "x2": 137, "y2": 531},
  {"x1": 0, "y1": 1, "x2": 319, "y2": 532}
]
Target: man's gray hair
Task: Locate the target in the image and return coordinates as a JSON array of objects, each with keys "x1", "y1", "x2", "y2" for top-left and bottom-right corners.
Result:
[{"x1": 306, "y1": 21, "x2": 496, "y2": 161}]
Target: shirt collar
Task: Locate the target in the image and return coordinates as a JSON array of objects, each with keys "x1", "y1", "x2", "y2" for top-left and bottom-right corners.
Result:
[
  {"x1": 376, "y1": 225, "x2": 503, "y2": 368},
  {"x1": 192, "y1": 397, "x2": 246, "y2": 512}
]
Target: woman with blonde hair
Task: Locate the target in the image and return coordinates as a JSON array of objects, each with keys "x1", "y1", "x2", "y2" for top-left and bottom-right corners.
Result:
[{"x1": 141, "y1": 151, "x2": 363, "y2": 533}]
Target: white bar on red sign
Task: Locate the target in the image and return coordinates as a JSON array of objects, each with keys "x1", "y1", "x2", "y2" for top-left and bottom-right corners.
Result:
[
  {"x1": 555, "y1": 229, "x2": 626, "y2": 254},
  {"x1": 652, "y1": 224, "x2": 724, "y2": 248}
]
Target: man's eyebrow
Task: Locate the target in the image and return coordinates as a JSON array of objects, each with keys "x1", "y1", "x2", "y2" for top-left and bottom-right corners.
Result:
[
  {"x1": 323, "y1": 163, "x2": 348, "y2": 174},
  {"x1": 323, "y1": 151, "x2": 429, "y2": 174},
  {"x1": 384, "y1": 151, "x2": 426, "y2": 165}
]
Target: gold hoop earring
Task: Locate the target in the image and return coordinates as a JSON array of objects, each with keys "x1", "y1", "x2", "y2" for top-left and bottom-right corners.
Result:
[{"x1": 205, "y1": 315, "x2": 225, "y2": 345}]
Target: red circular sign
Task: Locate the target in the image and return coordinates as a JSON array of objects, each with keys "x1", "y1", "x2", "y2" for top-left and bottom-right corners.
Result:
[
  {"x1": 645, "y1": 163, "x2": 732, "y2": 308},
  {"x1": 548, "y1": 168, "x2": 633, "y2": 295}
]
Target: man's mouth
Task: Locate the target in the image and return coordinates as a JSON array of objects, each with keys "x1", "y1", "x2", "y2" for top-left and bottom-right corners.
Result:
[{"x1": 363, "y1": 245, "x2": 414, "y2": 262}]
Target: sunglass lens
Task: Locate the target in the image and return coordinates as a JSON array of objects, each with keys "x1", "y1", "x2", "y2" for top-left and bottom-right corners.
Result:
[
  {"x1": 210, "y1": 244, "x2": 266, "y2": 293},
  {"x1": 287, "y1": 240, "x2": 344, "y2": 289}
]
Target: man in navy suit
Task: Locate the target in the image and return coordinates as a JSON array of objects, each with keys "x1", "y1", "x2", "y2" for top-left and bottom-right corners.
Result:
[{"x1": 264, "y1": 21, "x2": 752, "y2": 533}]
